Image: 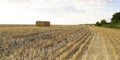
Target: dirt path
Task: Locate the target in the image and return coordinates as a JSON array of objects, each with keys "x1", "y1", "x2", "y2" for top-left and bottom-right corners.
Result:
[
  {"x1": 81, "y1": 26, "x2": 120, "y2": 60},
  {"x1": 81, "y1": 31, "x2": 111, "y2": 60}
]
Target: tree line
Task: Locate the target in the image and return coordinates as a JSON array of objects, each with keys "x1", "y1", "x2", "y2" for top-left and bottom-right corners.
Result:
[{"x1": 95, "y1": 12, "x2": 120, "y2": 28}]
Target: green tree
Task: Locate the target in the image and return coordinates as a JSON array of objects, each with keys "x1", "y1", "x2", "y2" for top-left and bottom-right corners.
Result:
[
  {"x1": 111, "y1": 20, "x2": 118, "y2": 23},
  {"x1": 95, "y1": 21, "x2": 101, "y2": 26},
  {"x1": 111, "y1": 12, "x2": 120, "y2": 23},
  {"x1": 100, "y1": 19, "x2": 107, "y2": 24}
]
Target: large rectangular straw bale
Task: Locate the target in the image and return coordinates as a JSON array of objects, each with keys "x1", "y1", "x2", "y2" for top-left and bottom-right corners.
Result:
[{"x1": 36, "y1": 21, "x2": 50, "y2": 27}]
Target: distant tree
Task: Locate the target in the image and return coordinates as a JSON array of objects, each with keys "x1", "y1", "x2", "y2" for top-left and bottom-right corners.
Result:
[
  {"x1": 111, "y1": 12, "x2": 120, "y2": 23},
  {"x1": 100, "y1": 19, "x2": 107, "y2": 24},
  {"x1": 95, "y1": 21, "x2": 101, "y2": 26},
  {"x1": 95, "y1": 12, "x2": 120, "y2": 28}
]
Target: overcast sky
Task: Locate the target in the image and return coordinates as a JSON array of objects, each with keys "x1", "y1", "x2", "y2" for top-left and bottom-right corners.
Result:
[{"x1": 0, "y1": 0, "x2": 120, "y2": 24}]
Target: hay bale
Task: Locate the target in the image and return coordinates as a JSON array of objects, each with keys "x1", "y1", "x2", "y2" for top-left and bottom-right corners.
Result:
[{"x1": 36, "y1": 21, "x2": 50, "y2": 27}]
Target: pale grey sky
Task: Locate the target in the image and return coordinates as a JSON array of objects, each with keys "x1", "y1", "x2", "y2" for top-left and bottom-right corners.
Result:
[{"x1": 0, "y1": 0, "x2": 120, "y2": 24}]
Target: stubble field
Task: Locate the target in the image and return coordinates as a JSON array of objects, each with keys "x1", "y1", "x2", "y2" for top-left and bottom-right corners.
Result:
[{"x1": 0, "y1": 25, "x2": 120, "y2": 60}]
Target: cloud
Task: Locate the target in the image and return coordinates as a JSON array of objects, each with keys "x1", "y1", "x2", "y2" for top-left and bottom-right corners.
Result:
[
  {"x1": 0, "y1": 0, "x2": 116, "y2": 24},
  {"x1": 8, "y1": 0, "x2": 31, "y2": 2},
  {"x1": 22, "y1": 0, "x2": 113, "y2": 11},
  {"x1": 84, "y1": 0, "x2": 114, "y2": 5},
  {"x1": 6, "y1": 0, "x2": 114, "y2": 10},
  {"x1": 6, "y1": 0, "x2": 114, "y2": 8}
]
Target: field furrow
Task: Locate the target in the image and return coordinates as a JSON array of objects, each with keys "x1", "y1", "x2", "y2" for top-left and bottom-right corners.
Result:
[{"x1": 0, "y1": 25, "x2": 120, "y2": 60}]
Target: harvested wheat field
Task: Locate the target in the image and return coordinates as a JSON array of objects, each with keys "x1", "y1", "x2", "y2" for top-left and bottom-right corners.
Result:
[{"x1": 0, "y1": 25, "x2": 120, "y2": 60}]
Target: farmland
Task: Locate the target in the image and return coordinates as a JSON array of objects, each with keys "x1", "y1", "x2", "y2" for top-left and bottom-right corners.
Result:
[{"x1": 0, "y1": 25, "x2": 120, "y2": 60}]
